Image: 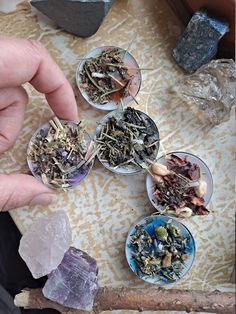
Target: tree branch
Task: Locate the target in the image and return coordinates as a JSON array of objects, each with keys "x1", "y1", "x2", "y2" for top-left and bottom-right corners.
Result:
[{"x1": 14, "y1": 287, "x2": 235, "y2": 314}]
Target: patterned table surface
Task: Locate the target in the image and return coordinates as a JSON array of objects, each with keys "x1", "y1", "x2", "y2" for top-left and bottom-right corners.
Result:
[{"x1": 0, "y1": 1, "x2": 235, "y2": 313}]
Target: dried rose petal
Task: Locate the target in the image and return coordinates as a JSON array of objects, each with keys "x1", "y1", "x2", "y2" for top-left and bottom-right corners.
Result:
[
  {"x1": 190, "y1": 196, "x2": 204, "y2": 206},
  {"x1": 152, "y1": 154, "x2": 209, "y2": 217},
  {"x1": 168, "y1": 154, "x2": 187, "y2": 167},
  {"x1": 195, "y1": 205, "x2": 210, "y2": 215},
  {"x1": 153, "y1": 190, "x2": 162, "y2": 201}
]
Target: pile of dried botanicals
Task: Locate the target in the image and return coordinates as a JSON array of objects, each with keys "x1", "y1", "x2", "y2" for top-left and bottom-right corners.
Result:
[
  {"x1": 96, "y1": 107, "x2": 159, "y2": 169},
  {"x1": 79, "y1": 47, "x2": 135, "y2": 104},
  {"x1": 27, "y1": 117, "x2": 93, "y2": 188},
  {"x1": 150, "y1": 154, "x2": 209, "y2": 217},
  {"x1": 130, "y1": 220, "x2": 191, "y2": 282}
]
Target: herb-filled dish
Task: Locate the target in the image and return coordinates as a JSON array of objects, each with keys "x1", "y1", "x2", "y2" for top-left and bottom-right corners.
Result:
[
  {"x1": 95, "y1": 107, "x2": 160, "y2": 174},
  {"x1": 76, "y1": 46, "x2": 141, "y2": 111},
  {"x1": 146, "y1": 152, "x2": 213, "y2": 217},
  {"x1": 126, "y1": 215, "x2": 195, "y2": 284},
  {"x1": 27, "y1": 118, "x2": 95, "y2": 189}
]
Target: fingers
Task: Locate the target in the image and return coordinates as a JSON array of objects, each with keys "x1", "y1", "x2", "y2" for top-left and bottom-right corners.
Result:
[
  {"x1": 0, "y1": 36, "x2": 78, "y2": 122},
  {"x1": 0, "y1": 86, "x2": 28, "y2": 154},
  {"x1": 0, "y1": 173, "x2": 55, "y2": 211}
]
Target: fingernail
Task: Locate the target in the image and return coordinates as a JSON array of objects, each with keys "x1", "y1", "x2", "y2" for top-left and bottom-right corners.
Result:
[{"x1": 30, "y1": 193, "x2": 56, "y2": 206}]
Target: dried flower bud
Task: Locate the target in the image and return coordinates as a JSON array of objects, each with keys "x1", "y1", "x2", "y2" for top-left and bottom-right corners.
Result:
[
  {"x1": 152, "y1": 174, "x2": 164, "y2": 183},
  {"x1": 178, "y1": 207, "x2": 193, "y2": 218},
  {"x1": 162, "y1": 252, "x2": 172, "y2": 267},
  {"x1": 151, "y1": 162, "x2": 171, "y2": 176},
  {"x1": 155, "y1": 226, "x2": 168, "y2": 240},
  {"x1": 194, "y1": 180, "x2": 207, "y2": 198},
  {"x1": 168, "y1": 225, "x2": 180, "y2": 238},
  {"x1": 91, "y1": 72, "x2": 106, "y2": 78}
]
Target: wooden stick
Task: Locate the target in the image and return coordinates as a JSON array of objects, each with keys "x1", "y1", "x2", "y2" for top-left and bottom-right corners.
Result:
[{"x1": 14, "y1": 287, "x2": 235, "y2": 314}]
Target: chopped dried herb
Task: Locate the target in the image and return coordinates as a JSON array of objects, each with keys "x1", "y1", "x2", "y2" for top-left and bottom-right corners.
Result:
[
  {"x1": 151, "y1": 154, "x2": 209, "y2": 217},
  {"x1": 130, "y1": 220, "x2": 190, "y2": 282},
  {"x1": 96, "y1": 107, "x2": 159, "y2": 169},
  {"x1": 79, "y1": 48, "x2": 134, "y2": 104},
  {"x1": 27, "y1": 118, "x2": 94, "y2": 188}
]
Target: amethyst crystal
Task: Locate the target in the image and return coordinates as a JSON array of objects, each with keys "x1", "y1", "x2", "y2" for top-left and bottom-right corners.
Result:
[
  {"x1": 43, "y1": 247, "x2": 99, "y2": 311},
  {"x1": 19, "y1": 211, "x2": 72, "y2": 279}
]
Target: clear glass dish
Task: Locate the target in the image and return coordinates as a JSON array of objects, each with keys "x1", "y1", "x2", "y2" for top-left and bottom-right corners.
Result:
[
  {"x1": 27, "y1": 120, "x2": 94, "y2": 189},
  {"x1": 76, "y1": 46, "x2": 142, "y2": 111},
  {"x1": 146, "y1": 151, "x2": 213, "y2": 216},
  {"x1": 95, "y1": 108, "x2": 160, "y2": 175}
]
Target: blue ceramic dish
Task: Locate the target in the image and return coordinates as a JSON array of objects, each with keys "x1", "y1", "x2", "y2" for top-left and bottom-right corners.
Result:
[{"x1": 125, "y1": 215, "x2": 195, "y2": 285}]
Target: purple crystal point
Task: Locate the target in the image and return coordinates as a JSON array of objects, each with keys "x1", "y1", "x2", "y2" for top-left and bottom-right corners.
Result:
[{"x1": 43, "y1": 247, "x2": 99, "y2": 311}]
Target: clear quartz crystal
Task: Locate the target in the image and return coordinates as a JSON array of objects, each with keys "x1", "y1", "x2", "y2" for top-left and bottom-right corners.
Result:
[
  {"x1": 19, "y1": 211, "x2": 72, "y2": 279},
  {"x1": 175, "y1": 59, "x2": 235, "y2": 125}
]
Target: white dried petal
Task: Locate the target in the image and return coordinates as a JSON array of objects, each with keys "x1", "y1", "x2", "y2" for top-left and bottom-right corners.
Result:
[
  {"x1": 91, "y1": 72, "x2": 106, "y2": 78},
  {"x1": 178, "y1": 207, "x2": 193, "y2": 218},
  {"x1": 151, "y1": 162, "x2": 171, "y2": 176},
  {"x1": 195, "y1": 180, "x2": 207, "y2": 198}
]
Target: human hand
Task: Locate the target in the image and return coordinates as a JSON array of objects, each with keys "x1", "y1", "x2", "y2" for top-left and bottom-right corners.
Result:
[{"x1": 0, "y1": 36, "x2": 78, "y2": 211}]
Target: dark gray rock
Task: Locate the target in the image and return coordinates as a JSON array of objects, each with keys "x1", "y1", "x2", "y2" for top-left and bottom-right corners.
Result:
[
  {"x1": 173, "y1": 10, "x2": 229, "y2": 73},
  {"x1": 30, "y1": 0, "x2": 115, "y2": 38}
]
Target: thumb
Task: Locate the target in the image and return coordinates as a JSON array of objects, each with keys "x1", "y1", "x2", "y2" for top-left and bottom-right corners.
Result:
[{"x1": 0, "y1": 173, "x2": 55, "y2": 211}]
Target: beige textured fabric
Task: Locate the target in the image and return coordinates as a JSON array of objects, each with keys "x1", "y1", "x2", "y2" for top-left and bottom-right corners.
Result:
[{"x1": 0, "y1": 1, "x2": 235, "y2": 313}]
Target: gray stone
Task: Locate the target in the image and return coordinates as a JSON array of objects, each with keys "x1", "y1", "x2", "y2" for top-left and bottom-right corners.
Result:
[
  {"x1": 30, "y1": 0, "x2": 115, "y2": 38},
  {"x1": 173, "y1": 10, "x2": 229, "y2": 73}
]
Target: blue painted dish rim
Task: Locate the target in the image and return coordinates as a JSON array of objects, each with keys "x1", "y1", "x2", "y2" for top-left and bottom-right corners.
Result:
[{"x1": 125, "y1": 214, "x2": 196, "y2": 285}]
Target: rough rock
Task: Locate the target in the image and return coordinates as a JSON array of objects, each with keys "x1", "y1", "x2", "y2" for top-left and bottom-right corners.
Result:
[
  {"x1": 43, "y1": 247, "x2": 99, "y2": 311},
  {"x1": 174, "y1": 59, "x2": 235, "y2": 125},
  {"x1": 19, "y1": 211, "x2": 72, "y2": 279},
  {"x1": 30, "y1": 0, "x2": 115, "y2": 38},
  {"x1": 173, "y1": 10, "x2": 229, "y2": 73}
]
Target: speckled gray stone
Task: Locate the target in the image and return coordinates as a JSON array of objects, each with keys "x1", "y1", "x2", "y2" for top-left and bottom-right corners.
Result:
[
  {"x1": 30, "y1": 0, "x2": 115, "y2": 38},
  {"x1": 173, "y1": 10, "x2": 229, "y2": 73}
]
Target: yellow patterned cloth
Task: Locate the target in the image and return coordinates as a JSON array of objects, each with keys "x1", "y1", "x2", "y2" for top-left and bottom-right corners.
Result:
[{"x1": 0, "y1": 1, "x2": 235, "y2": 313}]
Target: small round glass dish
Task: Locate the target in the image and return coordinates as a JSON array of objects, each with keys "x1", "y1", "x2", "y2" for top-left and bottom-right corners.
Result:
[
  {"x1": 125, "y1": 215, "x2": 195, "y2": 285},
  {"x1": 146, "y1": 152, "x2": 213, "y2": 218},
  {"x1": 95, "y1": 107, "x2": 160, "y2": 175},
  {"x1": 76, "y1": 46, "x2": 141, "y2": 111},
  {"x1": 27, "y1": 118, "x2": 94, "y2": 189}
]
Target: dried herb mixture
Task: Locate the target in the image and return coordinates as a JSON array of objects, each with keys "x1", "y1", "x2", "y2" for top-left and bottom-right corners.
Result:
[
  {"x1": 80, "y1": 47, "x2": 134, "y2": 104},
  {"x1": 130, "y1": 220, "x2": 191, "y2": 282},
  {"x1": 151, "y1": 154, "x2": 209, "y2": 217},
  {"x1": 28, "y1": 118, "x2": 93, "y2": 188},
  {"x1": 96, "y1": 107, "x2": 159, "y2": 169}
]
